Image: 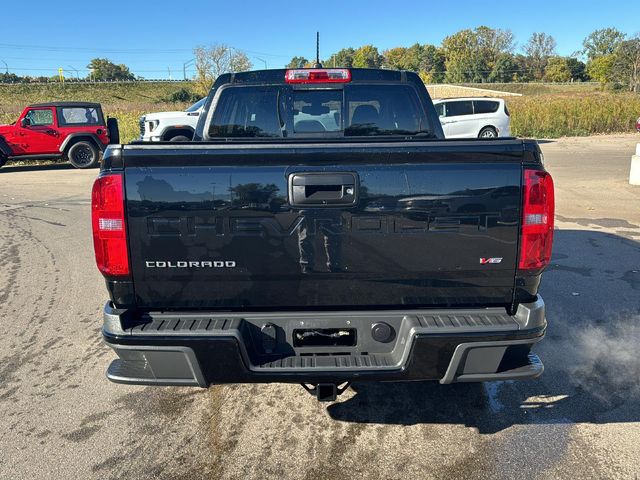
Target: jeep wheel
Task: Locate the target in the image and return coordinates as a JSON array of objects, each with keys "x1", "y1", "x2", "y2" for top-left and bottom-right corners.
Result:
[
  {"x1": 68, "y1": 141, "x2": 99, "y2": 169},
  {"x1": 0, "y1": 155, "x2": 6, "y2": 169},
  {"x1": 169, "y1": 135, "x2": 191, "y2": 142}
]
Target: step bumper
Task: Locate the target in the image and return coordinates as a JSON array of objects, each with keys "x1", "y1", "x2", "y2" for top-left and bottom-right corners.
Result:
[{"x1": 103, "y1": 298, "x2": 546, "y2": 386}]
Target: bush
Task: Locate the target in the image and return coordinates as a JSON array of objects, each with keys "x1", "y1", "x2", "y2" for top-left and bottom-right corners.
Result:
[{"x1": 168, "y1": 87, "x2": 199, "y2": 103}]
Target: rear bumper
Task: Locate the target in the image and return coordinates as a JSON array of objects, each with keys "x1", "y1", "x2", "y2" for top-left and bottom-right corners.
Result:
[{"x1": 102, "y1": 298, "x2": 546, "y2": 387}]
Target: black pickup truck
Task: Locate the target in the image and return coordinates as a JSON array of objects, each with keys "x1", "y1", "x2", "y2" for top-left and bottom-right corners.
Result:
[{"x1": 93, "y1": 68, "x2": 554, "y2": 401}]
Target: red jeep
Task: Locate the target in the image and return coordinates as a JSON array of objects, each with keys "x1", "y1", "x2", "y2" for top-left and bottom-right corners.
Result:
[{"x1": 0, "y1": 102, "x2": 118, "y2": 169}]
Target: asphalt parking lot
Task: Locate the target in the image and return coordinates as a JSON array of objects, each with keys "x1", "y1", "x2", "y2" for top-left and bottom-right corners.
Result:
[{"x1": 1, "y1": 134, "x2": 639, "y2": 480}]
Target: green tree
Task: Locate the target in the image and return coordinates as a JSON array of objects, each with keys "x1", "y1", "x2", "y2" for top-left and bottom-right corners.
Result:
[
  {"x1": 475, "y1": 26, "x2": 515, "y2": 65},
  {"x1": 286, "y1": 56, "x2": 309, "y2": 68},
  {"x1": 420, "y1": 44, "x2": 446, "y2": 83},
  {"x1": 489, "y1": 53, "x2": 518, "y2": 82},
  {"x1": 87, "y1": 58, "x2": 135, "y2": 81},
  {"x1": 383, "y1": 47, "x2": 411, "y2": 70},
  {"x1": 612, "y1": 37, "x2": 640, "y2": 92},
  {"x1": 193, "y1": 44, "x2": 252, "y2": 96},
  {"x1": 442, "y1": 28, "x2": 487, "y2": 82},
  {"x1": 513, "y1": 54, "x2": 534, "y2": 82},
  {"x1": 352, "y1": 45, "x2": 383, "y2": 68},
  {"x1": 524, "y1": 33, "x2": 557, "y2": 80},
  {"x1": 329, "y1": 48, "x2": 356, "y2": 68},
  {"x1": 442, "y1": 27, "x2": 513, "y2": 82},
  {"x1": 544, "y1": 57, "x2": 572, "y2": 82},
  {"x1": 587, "y1": 54, "x2": 616, "y2": 84},
  {"x1": 566, "y1": 57, "x2": 588, "y2": 81},
  {"x1": 405, "y1": 43, "x2": 425, "y2": 71},
  {"x1": 383, "y1": 44, "x2": 445, "y2": 82},
  {"x1": 582, "y1": 28, "x2": 626, "y2": 59}
]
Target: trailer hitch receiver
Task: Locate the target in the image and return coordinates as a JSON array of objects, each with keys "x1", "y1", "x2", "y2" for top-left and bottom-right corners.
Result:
[{"x1": 301, "y1": 382, "x2": 351, "y2": 402}]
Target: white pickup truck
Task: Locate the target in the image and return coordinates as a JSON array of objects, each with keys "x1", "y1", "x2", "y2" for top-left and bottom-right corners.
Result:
[{"x1": 139, "y1": 98, "x2": 205, "y2": 142}]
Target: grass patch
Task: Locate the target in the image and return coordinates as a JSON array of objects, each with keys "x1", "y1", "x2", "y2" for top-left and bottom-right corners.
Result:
[
  {"x1": 507, "y1": 93, "x2": 640, "y2": 138},
  {"x1": 462, "y1": 82, "x2": 602, "y2": 96},
  {"x1": 0, "y1": 81, "x2": 195, "y2": 112}
]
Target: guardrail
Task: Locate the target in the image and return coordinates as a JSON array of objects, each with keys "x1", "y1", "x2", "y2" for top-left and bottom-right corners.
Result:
[
  {"x1": 0, "y1": 79, "x2": 193, "y2": 85},
  {"x1": 460, "y1": 81, "x2": 602, "y2": 87}
]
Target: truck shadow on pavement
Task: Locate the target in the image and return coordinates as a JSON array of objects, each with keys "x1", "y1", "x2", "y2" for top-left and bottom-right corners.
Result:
[
  {"x1": 327, "y1": 378, "x2": 640, "y2": 434},
  {"x1": 328, "y1": 228, "x2": 640, "y2": 434}
]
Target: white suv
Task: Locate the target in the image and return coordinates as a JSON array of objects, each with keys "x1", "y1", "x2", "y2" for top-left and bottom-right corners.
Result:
[
  {"x1": 433, "y1": 98, "x2": 511, "y2": 139},
  {"x1": 139, "y1": 98, "x2": 205, "y2": 142}
]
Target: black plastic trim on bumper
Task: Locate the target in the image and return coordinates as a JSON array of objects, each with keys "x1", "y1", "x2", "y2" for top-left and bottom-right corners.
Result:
[{"x1": 102, "y1": 298, "x2": 546, "y2": 386}]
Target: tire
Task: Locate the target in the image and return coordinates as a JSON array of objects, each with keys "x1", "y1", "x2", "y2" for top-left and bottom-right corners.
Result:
[
  {"x1": 0, "y1": 136, "x2": 10, "y2": 167},
  {"x1": 107, "y1": 117, "x2": 120, "y2": 144},
  {"x1": 67, "y1": 141, "x2": 99, "y2": 169},
  {"x1": 168, "y1": 135, "x2": 191, "y2": 142},
  {"x1": 479, "y1": 127, "x2": 498, "y2": 139}
]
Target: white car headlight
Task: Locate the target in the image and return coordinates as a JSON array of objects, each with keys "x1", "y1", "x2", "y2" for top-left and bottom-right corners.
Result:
[{"x1": 148, "y1": 120, "x2": 160, "y2": 132}]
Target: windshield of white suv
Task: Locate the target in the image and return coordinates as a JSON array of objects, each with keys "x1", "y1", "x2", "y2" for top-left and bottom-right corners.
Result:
[{"x1": 186, "y1": 98, "x2": 206, "y2": 112}]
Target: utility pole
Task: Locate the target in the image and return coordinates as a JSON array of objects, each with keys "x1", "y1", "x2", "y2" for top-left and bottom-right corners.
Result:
[
  {"x1": 183, "y1": 58, "x2": 195, "y2": 80},
  {"x1": 67, "y1": 65, "x2": 79, "y2": 81},
  {"x1": 0, "y1": 59, "x2": 7, "y2": 74},
  {"x1": 256, "y1": 57, "x2": 267, "y2": 69}
]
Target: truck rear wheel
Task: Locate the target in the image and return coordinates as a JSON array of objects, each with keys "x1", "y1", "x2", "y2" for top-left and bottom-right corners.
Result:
[
  {"x1": 169, "y1": 135, "x2": 191, "y2": 142},
  {"x1": 68, "y1": 141, "x2": 99, "y2": 169}
]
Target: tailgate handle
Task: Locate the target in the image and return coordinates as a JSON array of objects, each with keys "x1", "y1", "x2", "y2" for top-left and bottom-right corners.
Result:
[{"x1": 288, "y1": 173, "x2": 358, "y2": 207}]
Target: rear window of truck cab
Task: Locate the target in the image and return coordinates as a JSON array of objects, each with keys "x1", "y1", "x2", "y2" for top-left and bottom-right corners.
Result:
[{"x1": 207, "y1": 84, "x2": 431, "y2": 139}]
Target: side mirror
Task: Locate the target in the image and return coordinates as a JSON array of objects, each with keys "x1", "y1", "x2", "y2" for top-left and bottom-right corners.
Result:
[{"x1": 21, "y1": 118, "x2": 31, "y2": 127}]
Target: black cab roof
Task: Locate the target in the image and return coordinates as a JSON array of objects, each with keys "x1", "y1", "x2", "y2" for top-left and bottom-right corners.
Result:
[
  {"x1": 213, "y1": 68, "x2": 414, "y2": 88},
  {"x1": 28, "y1": 102, "x2": 102, "y2": 108}
]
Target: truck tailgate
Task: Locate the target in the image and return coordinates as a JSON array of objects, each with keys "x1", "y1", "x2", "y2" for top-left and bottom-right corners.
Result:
[{"x1": 123, "y1": 142, "x2": 523, "y2": 310}]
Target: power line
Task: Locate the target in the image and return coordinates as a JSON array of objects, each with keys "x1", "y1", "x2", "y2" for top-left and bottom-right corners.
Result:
[
  {"x1": 0, "y1": 42, "x2": 292, "y2": 59},
  {"x1": 2, "y1": 66, "x2": 187, "y2": 73},
  {"x1": 0, "y1": 42, "x2": 193, "y2": 54}
]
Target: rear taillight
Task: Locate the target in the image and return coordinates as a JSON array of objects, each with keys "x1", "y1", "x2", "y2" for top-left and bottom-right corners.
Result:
[
  {"x1": 91, "y1": 173, "x2": 129, "y2": 277},
  {"x1": 285, "y1": 68, "x2": 351, "y2": 83},
  {"x1": 519, "y1": 169, "x2": 555, "y2": 270}
]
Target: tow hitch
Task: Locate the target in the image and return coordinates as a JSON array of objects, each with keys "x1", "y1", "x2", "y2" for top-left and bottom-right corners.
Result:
[{"x1": 301, "y1": 382, "x2": 351, "y2": 402}]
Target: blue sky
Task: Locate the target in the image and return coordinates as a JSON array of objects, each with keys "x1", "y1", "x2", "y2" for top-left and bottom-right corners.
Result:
[{"x1": 1, "y1": 0, "x2": 638, "y2": 78}]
